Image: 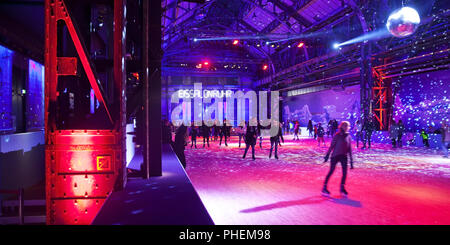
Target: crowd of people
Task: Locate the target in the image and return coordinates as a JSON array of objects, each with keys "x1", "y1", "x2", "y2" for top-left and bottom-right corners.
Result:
[{"x1": 162, "y1": 117, "x2": 449, "y2": 195}]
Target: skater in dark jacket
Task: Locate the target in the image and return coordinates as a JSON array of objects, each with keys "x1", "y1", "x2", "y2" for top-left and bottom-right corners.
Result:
[
  {"x1": 307, "y1": 120, "x2": 314, "y2": 137},
  {"x1": 219, "y1": 119, "x2": 230, "y2": 146},
  {"x1": 243, "y1": 121, "x2": 258, "y2": 160},
  {"x1": 190, "y1": 125, "x2": 198, "y2": 148},
  {"x1": 322, "y1": 121, "x2": 354, "y2": 196},
  {"x1": 362, "y1": 118, "x2": 375, "y2": 149},
  {"x1": 317, "y1": 123, "x2": 325, "y2": 146},
  {"x1": 201, "y1": 122, "x2": 210, "y2": 148},
  {"x1": 397, "y1": 120, "x2": 405, "y2": 148},
  {"x1": 269, "y1": 122, "x2": 283, "y2": 159}
]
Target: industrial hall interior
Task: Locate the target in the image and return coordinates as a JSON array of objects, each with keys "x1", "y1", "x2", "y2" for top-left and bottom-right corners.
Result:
[{"x1": 0, "y1": 0, "x2": 449, "y2": 225}]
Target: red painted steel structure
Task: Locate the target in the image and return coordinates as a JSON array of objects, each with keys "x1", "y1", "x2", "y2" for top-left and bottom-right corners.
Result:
[
  {"x1": 372, "y1": 63, "x2": 393, "y2": 131},
  {"x1": 45, "y1": 0, "x2": 126, "y2": 225}
]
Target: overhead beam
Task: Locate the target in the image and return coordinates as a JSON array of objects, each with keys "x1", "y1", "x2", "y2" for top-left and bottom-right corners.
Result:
[{"x1": 269, "y1": 0, "x2": 312, "y2": 28}]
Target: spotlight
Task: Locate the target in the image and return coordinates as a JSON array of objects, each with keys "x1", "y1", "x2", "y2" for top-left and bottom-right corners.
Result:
[
  {"x1": 262, "y1": 64, "x2": 268, "y2": 71},
  {"x1": 297, "y1": 42, "x2": 304, "y2": 48},
  {"x1": 232, "y1": 40, "x2": 239, "y2": 45},
  {"x1": 203, "y1": 61, "x2": 209, "y2": 66},
  {"x1": 193, "y1": 38, "x2": 198, "y2": 42},
  {"x1": 333, "y1": 43, "x2": 340, "y2": 49}
]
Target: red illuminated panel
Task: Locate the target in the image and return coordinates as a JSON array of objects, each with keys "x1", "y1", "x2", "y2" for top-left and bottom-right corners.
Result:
[
  {"x1": 50, "y1": 199, "x2": 106, "y2": 225},
  {"x1": 49, "y1": 174, "x2": 114, "y2": 198}
]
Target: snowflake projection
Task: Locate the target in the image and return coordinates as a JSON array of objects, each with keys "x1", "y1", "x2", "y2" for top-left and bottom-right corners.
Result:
[{"x1": 393, "y1": 70, "x2": 449, "y2": 132}]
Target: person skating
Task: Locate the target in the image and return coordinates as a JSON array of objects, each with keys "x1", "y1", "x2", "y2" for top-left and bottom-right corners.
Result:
[
  {"x1": 331, "y1": 119, "x2": 338, "y2": 136},
  {"x1": 389, "y1": 119, "x2": 398, "y2": 148},
  {"x1": 201, "y1": 122, "x2": 210, "y2": 148},
  {"x1": 190, "y1": 125, "x2": 198, "y2": 148},
  {"x1": 269, "y1": 122, "x2": 283, "y2": 159},
  {"x1": 317, "y1": 123, "x2": 325, "y2": 146},
  {"x1": 219, "y1": 119, "x2": 229, "y2": 146},
  {"x1": 322, "y1": 121, "x2": 354, "y2": 196},
  {"x1": 314, "y1": 124, "x2": 318, "y2": 139},
  {"x1": 293, "y1": 121, "x2": 300, "y2": 140},
  {"x1": 397, "y1": 120, "x2": 405, "y2": 148},
  {"x1": 354, "y1": 120, "x2": 363, "y2": 148},
  {"x1": 257, "y1": 121, "x2": 264, "y2": 148},
  {"x1": 213, "y1": 121, "x2": 219, "y2": 141},
  {"x1": 362, "y1": 117, "x2": 375, "y2": 149},
  {"x1": 243, "y1": 120, "x2": 258, "y2": 160},
  {"x1": 438, "y1": 121, "x2": 450, "y2": 158},
  {"x1": 307, "y1": 120, "x2": 314, "y2": 137},
  {"x1": 278, "y1": 123, "x2": 284, "y2": 146},
  {"x1": 420, "y1": 129, "x2": 430, "y2": 148},
  {"x1": 237, "y1": 124, "x2": 245, "y2": 148}
]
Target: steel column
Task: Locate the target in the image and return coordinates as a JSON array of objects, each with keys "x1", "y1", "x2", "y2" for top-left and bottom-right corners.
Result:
[{"x1": 143, "y1": 0, "x2": 162, "y2": 178}]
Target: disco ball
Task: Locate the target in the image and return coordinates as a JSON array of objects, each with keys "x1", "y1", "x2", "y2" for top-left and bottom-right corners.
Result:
[{"x1": 386, "y1": 7, "x2": 420, "y2": 38}]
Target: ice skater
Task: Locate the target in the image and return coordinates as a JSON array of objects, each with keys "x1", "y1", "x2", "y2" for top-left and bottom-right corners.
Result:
[
  {"x1": 307, "y1": 120, "x2": 314, "y2": 137},
  {"x1": 397, "y1": 120, "x2": 405, "y2": 148},
  {"x1": 293, "y1": 121, "x2": 300, "y2": 140},
  {"x1": 317, "y1": 123, "x2": 325, "y2": 146},
  {"x1": 237, "y1": 124, "x2": 245, "y2": 148},
  {"x1": 389, "y1": 119, "x2": 398, "y2": 148},
  {"x1": 420, "y1": 129, "x2": 430, "y2": 148},
  {"x1": 190, "y1": 125, "x2": 198, "y2": 148},
  {"x1": 269, "y1": 121, "x2": 283, "y2": 159},
  {"x1": 362, "y1": 117, "x2": 375, "y2": 149},
  {"x1": 439, "y1": 121, "x2": 449, "y2": 158},
  {"x1": 354, "y1": 120, "x2": 363, "y2": 148},
  {"x1": 219, "y1": 120, "x2": 229, "y2": 146},
  {"x1": 201, "y1": 122, "x2": 210, "y2": 148},
  {"x1": 322, "y1": 121, "x2": 354, "y2": 196},
  {"x1": 243, "y1": 120, "x2": 258, "y2": 160}
]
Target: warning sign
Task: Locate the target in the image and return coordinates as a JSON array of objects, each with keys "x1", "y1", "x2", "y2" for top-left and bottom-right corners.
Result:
[{"x1": 96, "y1": 155, "x2": 112, "y2": 171}]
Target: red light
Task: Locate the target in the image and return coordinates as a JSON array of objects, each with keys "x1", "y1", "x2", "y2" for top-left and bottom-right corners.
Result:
[
  {"x1": 232, "y1": 40, "x2": 239, "y2": 45},
  {"x1": 203, "y1": 61, "x2": 209, "y2": 66},
  {"x1": 297, "y1": 42, "x2": 304, "y2": 48},
  {"x1": 262, "y1": 64, "x2": 268, "y2": 71}
]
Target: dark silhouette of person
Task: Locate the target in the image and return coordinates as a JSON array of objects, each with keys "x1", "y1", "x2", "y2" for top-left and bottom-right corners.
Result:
[
  {"x1": 269, "y1": 122, "x2": 283, "y2": 159},
  {"x1": 201, "y1": 121, "x2": 210, "y2": 147},
  {"x1": 174, "y1": 124, "x2": 188, "y2": 168},
  {"x1": 162, "y1": 119, "x2": 173, "y2": 144},
  {"x1": 362, "y1": 117, "x2": 375, "y2": 149},
  {"x1": 317, "y1": 123, "x2": 325, "y2": 146},
  {"x1": 190, "y1": 125, "x2": 198, "y2": 148},
  {"x1": 219, "y1": 119, "x2": 229, "y2": 146},
  {"x1": 243, "y1": 121, "x2": 257, "y2": 160},
  {"x1": 307, "y1": 120, "x2": 314, "y2": 137},
  {"x1": 354, "y1": 120, "x2": 363, "y2": 148},
  {"x1": 397, "y1": 120, "x2": 405, "y2": 148},
  {"x1": 322, "y1": 121, "x2": 354, "y2": 196}
]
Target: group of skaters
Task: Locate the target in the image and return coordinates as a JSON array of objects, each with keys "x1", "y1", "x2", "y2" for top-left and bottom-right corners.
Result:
[
  {"x1": 187, "y1": 120, "x2": 232, "y2": 148},
  {"x1": 164, "y1": 117, "x2": 449, "y2": 197},
  {"x1": 288, "y1": 118, "x2": 377, "y2": 150}
]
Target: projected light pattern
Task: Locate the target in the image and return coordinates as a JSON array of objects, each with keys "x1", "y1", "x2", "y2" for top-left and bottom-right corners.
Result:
[
  {"x1": 27, "y1": 60, "x2": 45, "y2": 131},
  {"x1": 0, "y1": 45, "x2": 13, "y2": 132},
  {"x1": 393, "y1": 70, "x2": 449, "y2": 132}
]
